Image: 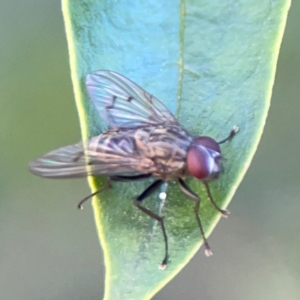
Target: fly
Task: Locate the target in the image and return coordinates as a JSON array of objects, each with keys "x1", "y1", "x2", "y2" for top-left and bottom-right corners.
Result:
[{"x1": 29, "y1": 70, "x2": 239, "y2": 269}]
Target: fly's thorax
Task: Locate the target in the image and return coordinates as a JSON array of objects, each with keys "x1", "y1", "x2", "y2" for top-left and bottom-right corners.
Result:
[
  {"x1": 187, "y1": 136, "x2": 222, "y2": 181},
  {"x1": 136, "y1": 125, "x2": 193, "y2": 178}
]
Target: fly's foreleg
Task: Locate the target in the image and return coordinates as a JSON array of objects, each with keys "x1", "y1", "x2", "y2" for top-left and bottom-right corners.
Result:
[
  {"x1": 203, "y1": 182, "x2": 230, "y2": 217},
  {"x1": 218, "y1": 126, "x2": 239, "y2": 144},
  {"x1": 178, "y1": 178, "x2": 213, "y2": 257},
  {"x1": 134, "y1": 180, "x2": 169, "y2": 269}
]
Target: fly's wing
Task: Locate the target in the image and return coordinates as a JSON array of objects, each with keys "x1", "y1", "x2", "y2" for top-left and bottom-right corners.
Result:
[
  {"x1": 86, "y1": 70, "x2": 177, "y2": 128},
  {"x1": 29, "y1": 140, "x2": 155, "y2": 179}
]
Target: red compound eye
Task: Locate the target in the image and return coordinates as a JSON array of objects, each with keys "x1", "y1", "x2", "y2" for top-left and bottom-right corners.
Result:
[
  {"x1": 194, "y1": 136, "x2": 221, "y2": 153},
  {"x1": 187, "y1": 137, "x2": 221, "y2": 180}
]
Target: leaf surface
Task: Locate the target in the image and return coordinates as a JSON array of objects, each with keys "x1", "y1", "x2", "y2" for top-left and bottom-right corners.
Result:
[{"x1": 62, "y1": 0, "x2": 291, "y2": 299}]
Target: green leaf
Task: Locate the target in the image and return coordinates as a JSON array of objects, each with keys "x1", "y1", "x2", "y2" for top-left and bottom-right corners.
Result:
[{"x1": 62, "y1": 0, "x2": 291, "y2": 299}]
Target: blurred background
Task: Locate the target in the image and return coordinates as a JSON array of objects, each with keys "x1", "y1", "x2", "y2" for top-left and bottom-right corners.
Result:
[{"x1": 0, "y1": 1, "x2": 299, "y2": 300}]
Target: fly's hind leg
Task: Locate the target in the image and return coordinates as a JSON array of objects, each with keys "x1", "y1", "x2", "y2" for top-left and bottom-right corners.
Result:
[
  {"x1": 134, "y1": 180, "x2": 169, "y2": 269},
  {"x1": 110, "y1": 174, "x2": 152, "y2": 182},
  {"x1": 178, "y1": 178, "x2": 213, "y2": 257},
  {"x1": 77, "y1": 181, "x2": 112, "y2": 210},
  {"x1": 78, "y1": 174, "x2": 152, "y2": 209},
  {"x1": 78, "y1": 175, "x2": 169, "y2": 268}
]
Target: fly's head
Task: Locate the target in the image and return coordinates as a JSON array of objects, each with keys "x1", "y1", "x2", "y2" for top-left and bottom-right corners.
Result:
[{"x1": 187, "y1": 136, "x2": 222, "y2": 181}]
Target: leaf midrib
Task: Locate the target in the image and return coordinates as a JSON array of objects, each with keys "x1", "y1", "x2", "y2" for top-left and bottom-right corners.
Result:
[{"x1": 176, "y1": 0, "x2": 185, "y2": 118}]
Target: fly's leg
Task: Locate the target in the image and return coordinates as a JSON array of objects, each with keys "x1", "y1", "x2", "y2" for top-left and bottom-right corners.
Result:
[
  {"x1": 110, "y1": 174, "x2": 152, "y2": 182},
  {"x1": 134, "y1": 180, "x2": 169, "y2": 269},
  {"x1": 77, "y1": 181, "x2": 112, "y2": 210},
  {"x1": 178, "y1": 178, "x2": 213, "y2": 257},
  {"x1": 78, "y1": 174, "x2": 152, "y2": 209},
  {"x1": 78, "y1": 175, "x2": 169, "y2": 268},
  {"x1": 218, "y1": 126, "x2": 239, "y2": 144},
  {"x1": 203, "y1": 182, "x2": 230, "y2": 218}
]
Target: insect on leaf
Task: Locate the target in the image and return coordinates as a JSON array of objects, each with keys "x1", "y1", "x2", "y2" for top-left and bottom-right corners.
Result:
[{"x1": 61, "y1": 0, "x2": 291, "y2": 299}]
